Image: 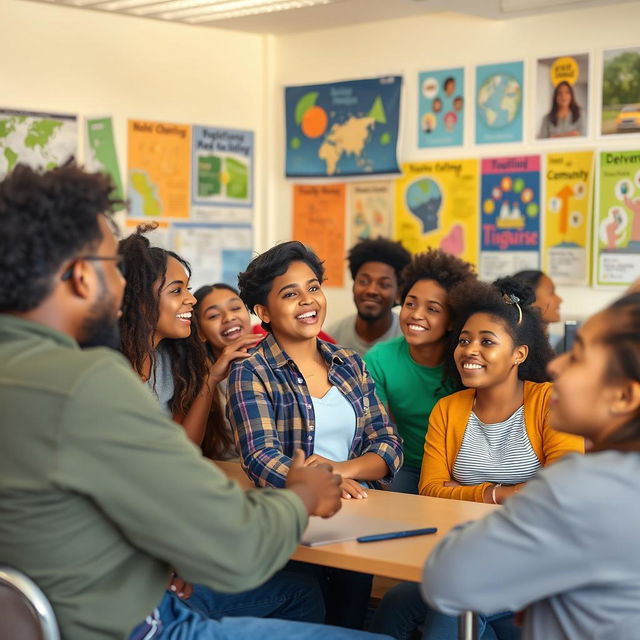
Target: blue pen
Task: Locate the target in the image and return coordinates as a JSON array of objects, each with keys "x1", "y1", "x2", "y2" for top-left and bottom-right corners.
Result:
[{"x1": 357, "y1": 527, "x2": 438, "y2": 543}]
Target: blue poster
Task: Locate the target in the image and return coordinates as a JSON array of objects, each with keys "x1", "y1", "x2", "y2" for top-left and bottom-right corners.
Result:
[
  {"x1": 475, "y1": 61, "x2": 524, "y2": 145},
  {"x1": 418, "y1": 68, "x2": 464, "y2": 148},
  {"x1": 285, "y1": 76, "x2": 401, "y2": 177}
]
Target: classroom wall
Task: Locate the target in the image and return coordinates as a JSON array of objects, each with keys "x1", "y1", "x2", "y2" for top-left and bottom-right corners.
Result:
[
  {"x1": 269, "y1": 3, "x2": 640, "y2": 326},
  {"x1": 0, "y1": 0, "x2": 268, "y2": 240}
]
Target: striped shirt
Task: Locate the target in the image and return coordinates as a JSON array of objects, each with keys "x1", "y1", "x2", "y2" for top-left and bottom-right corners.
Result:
[
  {"x1": 227, "y1": 332, "x2": 403, "y2": 488},
  {"x1": 452, "y1": 406, "x2": 541, "y2": 485}
]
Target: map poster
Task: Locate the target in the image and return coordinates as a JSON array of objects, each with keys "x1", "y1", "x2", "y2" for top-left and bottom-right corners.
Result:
[
  {"x1": 0, "y1": 108, "x2": 77, "y2": 178},
  {"x1": 127, "y1": 119, "x2": 191, "y2": 219},
  {"x1": 475, "y1": 61, "x2": 524, "y2": 145},
  {"x1": 86, "y1": 117, "x2": 124, "y2": 207},
  {"x1": 285, "y1": 76, "x2": 401, "y2": 178},
  {"x1": 348, "y1": 180, "x2": 393, "y2": 243},
  {"x1": 543, "y1": 151, "x2": 594, "y2": 285},
  {"x1": 594, "y1": 150, "x2": 640, "y2": 286},
  {"x1": 395, "y1": 160, "x2": 479, "y2": 268},
  {"x1": 171, "y1": 222, "x2": 253, "y2": 291},
  {"x1": 292, "y1": 184, "x2": 346, "y2": 287},
  {"x1": 480, "y1": 155, "x2": 541, "y2": 280},
  {"x1": 418, "y1": 68, "x2": 464, "y2": 149},
  {"x1": 191, "y1": 126, "x2": 253, "y2": 221}
]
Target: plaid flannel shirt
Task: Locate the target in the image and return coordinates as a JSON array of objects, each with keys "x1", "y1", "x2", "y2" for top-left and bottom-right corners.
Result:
[{"x1": 227, "y1": 332, "x2": 403, "y2": 488}]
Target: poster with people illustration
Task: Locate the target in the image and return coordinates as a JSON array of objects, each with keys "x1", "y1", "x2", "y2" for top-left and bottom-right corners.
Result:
[
  {"x1": 536, "y1": 54, "x2": 589, "y2": 140},
  {"x1": 480, "y1": 155, "x2": 541, "y2": 280},
  {"x1": 595, "y1": 150, "x2": 640, "y2": 286},
  {"x1": 418, "y1": 68, "x2": 464, "y2": 148},
  {"x1": 543, "y1": 151, "x2": 594, "y2": 285}
]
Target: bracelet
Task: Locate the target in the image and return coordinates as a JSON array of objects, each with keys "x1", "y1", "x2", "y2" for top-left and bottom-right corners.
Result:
[{"x1": 491, "y1": 483, "x2": 502, "y2": 505}]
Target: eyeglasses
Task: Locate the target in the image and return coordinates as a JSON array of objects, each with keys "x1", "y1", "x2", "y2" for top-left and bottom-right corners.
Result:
[{"x1": 61, "y1": 255, "x2": 125, "y2": 281}]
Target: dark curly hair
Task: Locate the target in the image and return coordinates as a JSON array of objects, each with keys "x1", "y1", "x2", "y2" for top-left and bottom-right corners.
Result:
[
  {"x1": 400, "y1": 248, "x2": 476, "y2": 302},
  {"x1": 238, "y1": 241, "x2": 324, "y2": 331},
  {"x1": 347, "y1": 237, "x2": 411, "y2": 282},
  {"x1": 513, "y1": 269, "x2": 545, "y2": 291},
  {"x1": 0, "y1": 162, "x2": 122, "y2": 312},
  {"x1": 445, "y1": 276, "x2": 554, "y2": 389},
  {"x1": 118, "y1": 224, "x2": 207, "y2": 417}
]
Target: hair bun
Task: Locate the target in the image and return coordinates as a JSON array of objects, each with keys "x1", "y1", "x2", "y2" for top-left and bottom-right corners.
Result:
[{"x1": 493, "y1": 276, "x2": 536, "y2": 308}]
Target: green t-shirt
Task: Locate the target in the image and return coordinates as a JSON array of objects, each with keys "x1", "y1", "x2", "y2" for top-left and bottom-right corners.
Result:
[{"x1": 365, "y1": 336, "x2": 454, "y2": 469}]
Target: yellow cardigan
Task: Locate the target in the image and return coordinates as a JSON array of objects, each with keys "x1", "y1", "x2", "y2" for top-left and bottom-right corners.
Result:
[{"x1": 418, "y1": 381, "x2": 584, "y2": 502}]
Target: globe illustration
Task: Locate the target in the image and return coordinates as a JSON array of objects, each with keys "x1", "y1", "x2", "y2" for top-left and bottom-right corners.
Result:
[
  {"x1": 406, "y1": 178, "x2": 442, "y2": 234},
  {"x1": 477, "y1": 74, "x2": 522, "y2": 129}
]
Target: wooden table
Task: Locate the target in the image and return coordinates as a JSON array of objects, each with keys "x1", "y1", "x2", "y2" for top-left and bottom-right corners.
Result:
[{"x1": 216, "y1": 460, "x2": 498, "y2": 582}]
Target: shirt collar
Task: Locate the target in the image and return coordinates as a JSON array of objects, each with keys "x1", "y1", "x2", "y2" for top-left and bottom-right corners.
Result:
[
  {"x1": 0, "y1": 313, "x2": 79, "y2": 350},
  {"x1": 260, "y1": 331, "x2": 346, "y2": 369}
]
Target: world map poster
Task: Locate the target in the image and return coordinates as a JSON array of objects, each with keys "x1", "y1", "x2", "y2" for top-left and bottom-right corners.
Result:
[
  {"x1": 0, "y1": 108, "x2": 77, "y2": 178},
  {"x1": 285, "y1": 76, "x2": 401, "y2": 178}
]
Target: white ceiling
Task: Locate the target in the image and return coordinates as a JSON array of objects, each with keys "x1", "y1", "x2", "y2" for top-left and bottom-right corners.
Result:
[{"x1": 23, "y1": 0, "x2": 637, "y2": 33}]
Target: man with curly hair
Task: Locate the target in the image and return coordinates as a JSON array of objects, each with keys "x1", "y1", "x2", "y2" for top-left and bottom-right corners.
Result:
[
  {"x1": 328, "y1": 237, "x2": 411, "y2": 357},
  {"x1": 0, "y1": 164, "x2": 392, "y2": 640}
]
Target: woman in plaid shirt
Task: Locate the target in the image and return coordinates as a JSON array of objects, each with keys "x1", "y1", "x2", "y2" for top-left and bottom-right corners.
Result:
[{"x1": 227, "y1": 240, "x2": 403, "y2": 629}]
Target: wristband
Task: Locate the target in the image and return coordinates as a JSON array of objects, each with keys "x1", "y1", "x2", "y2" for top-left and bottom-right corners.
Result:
[{"x1": 491, "y1": 483, "x2": 502, "y2": 505}]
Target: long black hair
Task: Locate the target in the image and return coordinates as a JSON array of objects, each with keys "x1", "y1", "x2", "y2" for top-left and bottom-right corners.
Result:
[
  {"x1": 548, "y1": 81, "x2": 581, "y2": 126},
  {"x1": 118, "y1": 223, "x2": 207, "y2": 417},
  {"x1": 446, "y1": 276, "x2": 554, "y2": 389}
]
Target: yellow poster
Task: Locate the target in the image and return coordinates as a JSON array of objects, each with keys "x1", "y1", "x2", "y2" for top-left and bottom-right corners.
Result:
[
  {"x1": 395, "y1": 159, "x2": 479, "y2": 267},
  {"x1": 127, "y1": 119, "x2": 191, "y2": 219},
  {"x1": 293, "y1": 184, "x2": 346, "y2": 287},
  {"x1": 543, "y1": 150, "x2": 593, "y2": 285}
]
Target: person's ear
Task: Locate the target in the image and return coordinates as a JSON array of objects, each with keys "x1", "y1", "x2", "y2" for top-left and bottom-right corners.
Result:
[
  {"x1": 66, "y1": 260, "x2": 93, "y2": 300},
  {"x1": 609, "y1": 380, "x2": 640, "y2": 418},
  {"x1": 514, "y1": 344, "x2": 529, "y2": 366},
  {"x1": 254, "y1": 304, "x2": 270, "y2": 326}
]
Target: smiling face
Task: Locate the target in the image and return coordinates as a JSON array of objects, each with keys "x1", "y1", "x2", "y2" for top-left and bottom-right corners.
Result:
[
  {"x1": 400, "y1": 279, "x2": 450, "y2": 349},
  {"x1": 534, "y1": 274, "x2": 562, "y2": 324},
  {"x1": 256, "y1": 260, "x2": 326, "y2": 343},
  {"x1": 454, "y1": 312, "x2": 528, "y2": 389},
  {"x1": 555, "y1": 82, "x2": 573, "y2": 109},
  {"x1": 547, "y1": 312, "x2": 633, "y2": 443},
  {"x1": 154, "y1": 256, "x2": 196, "y2": 345},
  {"x1": 352, "y1": 261, "x2": 398, "y2": 323},
  {"x1": 196, "y1": 287, "x2": 251, "y2": 356}
]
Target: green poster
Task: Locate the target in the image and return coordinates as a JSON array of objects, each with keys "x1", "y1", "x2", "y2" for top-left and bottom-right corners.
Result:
[{"x1": 86, "y1": 117, "x2": 124, "y2": 208}]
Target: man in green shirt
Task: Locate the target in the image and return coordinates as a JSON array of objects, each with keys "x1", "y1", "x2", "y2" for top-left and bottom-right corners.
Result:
[{"x1": 0, "y1": 164, "x2": 388, "y2": 640}]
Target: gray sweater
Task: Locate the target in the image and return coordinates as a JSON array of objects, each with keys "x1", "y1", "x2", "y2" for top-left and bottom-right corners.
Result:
[{"x1": 422, "y1": 451, "x2": 640, "y2": 640}]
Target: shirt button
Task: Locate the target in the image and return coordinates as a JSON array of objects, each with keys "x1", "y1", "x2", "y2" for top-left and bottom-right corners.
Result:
[
  {"x1": 297, "y1": 377, "x2": 304, "y2": 384},
  {"x1": 307, "y1": 435, "x2": 313, "y2": 441}
]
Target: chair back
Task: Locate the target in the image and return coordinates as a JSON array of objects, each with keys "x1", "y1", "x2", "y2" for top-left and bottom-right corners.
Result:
[{"x1": 0, "y1": 566, "x2": 60, "y2": 640}]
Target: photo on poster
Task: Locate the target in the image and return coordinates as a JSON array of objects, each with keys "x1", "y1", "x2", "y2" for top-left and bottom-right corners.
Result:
[
  {"x1": 480, "y1": 156, "x2": 541, "y2": 280},
  {"x1": 395, "y1": 160, "x2": 479, "y2": 268},
  {"x1": 602, "y1": 47, "x2": 640, "y2": 136},
  {"x1": 417, "y1": 68, "x2": 464, "y2": 148},
  {"x1": 475, "y1": 61, "x2": 524, "y2": 145},
  {"x1": 348, "y1": 180, "x2": 393, "y2": 243},
  {"x1": 535, "y1": 54, "x2": 589, "y2": 140},
  {"x1": 594, "y1": 150, "x2": 640, "y2": 286},
  {"x1": 543, "y1": 151, "x2": 594, "y2": 285}
]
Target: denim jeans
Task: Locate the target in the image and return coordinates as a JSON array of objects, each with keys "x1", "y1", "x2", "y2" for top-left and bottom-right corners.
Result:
[
  {"x1": 388, "y1": 465, "x2": 421, "y2": 495},
  {"x1": 129, "y1": 590, "x2": 394, "y2": 640},
  {"x1": 369, "y1": 581, "x2": 520, "y2": 640}
]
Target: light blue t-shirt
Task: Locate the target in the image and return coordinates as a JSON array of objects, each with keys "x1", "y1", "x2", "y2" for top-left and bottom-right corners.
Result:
[{"x1": 311, "y1": 386, "x2": 356, "y2": 461}]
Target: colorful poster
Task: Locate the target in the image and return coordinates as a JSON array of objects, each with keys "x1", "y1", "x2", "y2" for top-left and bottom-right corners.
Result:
[
  {"x1": 395, "y1": 160, "x2": 479, "y2": 267},
  {"x1": 127, "y1": 119, "x2": 191, "y2": 219},
  {"x1": 285, "y1": 76, "x2": 401, "y2": 177},
  {"x1": 191, "y1": 126, "x2": 253, "y2": 222},
  {"x1": 543, "y1": 151, "x2": 594, "y2": 285},
  {"x1": 348, "y1": 180, "x2": 393, "y2": 243},
  {"x1": 535, "y1": 54, "x2": 589, "y2": 140},
  {"x1": 418, "y1": 68, "x2": 464, "y2": 148},
  {"x1": 594, "y1": 150, "x2": 640, "y2": 286},
  {"x1": 0, "y1": 108, "x2": 77, "y2": 177},
  {"x1": 480, "y1": 156, "x2": 541, "y2": 280},
  {"x1": 475, "y1": 61, "x2": 524, "y2": 145},
  {"x1": 86, "y1": 117, "x2": 124, "y2": 207},
  {"x1": 172, "y1": 222, "x2": 253, "y2": 291},
  {"x1": 601, "y1": 47, "x2": 640, "y2": 136},
  {"x1": 292, "y1": 184, "x2": 346, "y2": 287}
]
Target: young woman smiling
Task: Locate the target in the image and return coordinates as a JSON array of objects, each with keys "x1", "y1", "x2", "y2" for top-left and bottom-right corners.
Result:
[
  {"x1": 422, "y1": 292, "x2": 640, "y2": 639},
  {"x1": 364, "y1": 249, "x2": 476, "y2": 494}
]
